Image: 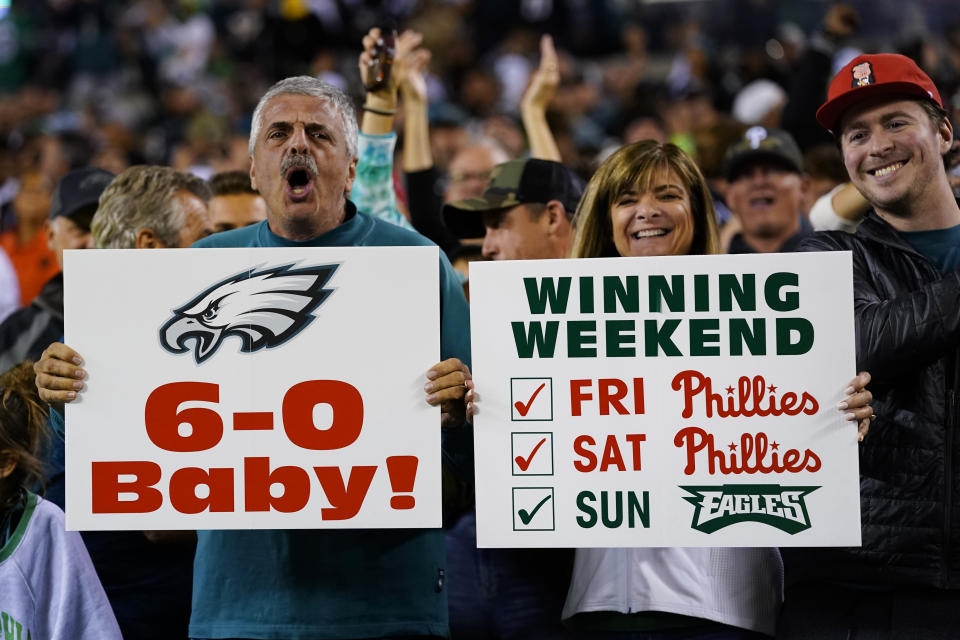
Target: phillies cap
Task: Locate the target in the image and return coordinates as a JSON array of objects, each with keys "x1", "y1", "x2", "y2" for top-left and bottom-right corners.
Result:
[
  {"x1": 722, "y1": 127, "x2": 804, "y2": 180},
  {"x1": 816, "y1": 53, "x2": 943, "y2": 134},
  {"x1": 442, "y1": 158, "x2": 583, "y2": 239},
  {"x1": 49, "y1": 167, "x2": 115, "y2": 231}
]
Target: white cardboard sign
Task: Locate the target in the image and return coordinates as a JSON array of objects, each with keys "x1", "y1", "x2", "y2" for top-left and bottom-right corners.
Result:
[
  {"x1": 63, "y1": 247, "x2": 440, "y2": 531},
  {"x1": 469, "y1": 252, "x2": 861, "y2": 548}
]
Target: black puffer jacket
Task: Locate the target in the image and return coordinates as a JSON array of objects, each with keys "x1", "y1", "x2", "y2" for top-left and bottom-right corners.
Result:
[
  {"x1": 786, "y1": 212, "x2": 960, "y2": 588},
  {"x1": 0, "y1": 272, "x2": 63, "y2": 372}
]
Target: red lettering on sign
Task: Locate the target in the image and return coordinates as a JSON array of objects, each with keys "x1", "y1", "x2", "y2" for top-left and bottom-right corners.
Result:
[
  {"x1": 244, "y1": 456, "x2": 310, "y2": 512},
  {"x1": 313, "y1": 465, "x2": 377, "y2": 520},
  {"x1": 570, "y1": 378, "x2": 645, "y2": 416},
  {"x1": 573, "y1": 434, "x2": 646, "y2": 472},
  {"x1": 570, "y1": 380, "x2": 593, "y2": 417},
  {"x1": 573, "y1": 435, "x2": 597, "y2": 471},
  {"x1": 672, "y1": 370, "x2": 819, "y2": 419},
  {"x1": 145, "y1": 382, "x2": 223, "y2": 452},
  {"x1": 169, "y1": 467, "x2": 234, "y2": 513},
  {"x1": 673, "y1": 426, "x2": 821, "y2": 475},
  {"x1": 385, "y1": 455, "x2": 418, "y2": 510},
  {"x1": 282, "y1": 380, "x2": 364, "y2": 450},
  {"x1": 92, "y1": 461, "x2": 163, "y2": 513}
]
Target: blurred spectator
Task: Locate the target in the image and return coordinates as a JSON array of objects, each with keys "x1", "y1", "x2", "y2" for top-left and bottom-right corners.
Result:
[
  {"x1": 207, "y1": 170, "x2": 267, "y2": 233},
  {"x1": 1, "y1": 170, "x2": 58, "y2": 305},
  {"x1": 77, "y1": 164, "x2": 211, "y2": 639},
  {"x1": 0, "y1": 249, "x2": 17, "y2": 323},
  {"x1": 0, "y1": 168, "x2": 112, "y2": 373},
  {"x1": 802, "y1": 142, "x2": 849, "y2": 212},
  {"x1": 723, "y1": 127, "x2": 812, "y2": 253},
  {"x1": 692, "y1": 117, "x2": 748, "y2": 227},
  {"x1": 732, "y1": 78, "x2": 787, "y2": 127},
  {"x1": 781, "y1": 4, "x2": 861, "y2": 151},
  {"x1": 441, "y1": 157, "x2": 583, "y2": 640}
]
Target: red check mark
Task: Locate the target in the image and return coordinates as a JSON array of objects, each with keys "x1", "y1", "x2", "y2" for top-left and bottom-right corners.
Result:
[
  {"x1": 515, "y1": 437, "x2": 547, "y2": 471},
  {"x1": 514, "y1": 382, "x2": 546, "y2": 417}
]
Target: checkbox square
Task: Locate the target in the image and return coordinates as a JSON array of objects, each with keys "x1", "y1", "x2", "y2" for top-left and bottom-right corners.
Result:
[
  {"x1": 510, "y1": 377, "x2": 553, "y2": 421},
  {"x1": 512, "y1": 487, "x2": 555, "y2": 531},
  {"x1": 511, "y1": 432, "x2": 554, "y2": 476}
]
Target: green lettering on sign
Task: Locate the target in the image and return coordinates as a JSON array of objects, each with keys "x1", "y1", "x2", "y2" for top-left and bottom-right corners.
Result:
[
  {"x1": 511, "y1": 321, "x2": 559, "y2": 358},
  {"x1": 523, "y1": 277, "x2": 571, "y2": 314}
]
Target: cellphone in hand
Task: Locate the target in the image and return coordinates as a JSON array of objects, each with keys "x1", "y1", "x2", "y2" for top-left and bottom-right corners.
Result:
[{"x1": 364, "y1": 29, "x2": 397, "y2": 92}]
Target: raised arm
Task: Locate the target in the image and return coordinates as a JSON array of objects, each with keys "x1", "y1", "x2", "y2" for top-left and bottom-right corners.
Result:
[
  {"x1": 520, "y1": 34, "x2": 562, "y2": 162},
  {"x1": 353, "y1": 28, "x2": 425, "y2": 230},
  {"x1": 399, "y1": 41, "x2": 433, "y2": 173}
]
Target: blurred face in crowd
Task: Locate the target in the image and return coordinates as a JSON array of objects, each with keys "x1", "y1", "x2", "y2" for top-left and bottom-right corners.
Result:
[
  {"x1": 481, "y1": 204, "x2": 563, "y2": 261},
  {"x1": 838, "y1": 97, "x2": 952, "y2": 220},
  {"x1": 624, "y1": 117, "x2": 667, "y2": 145},
  {"x1": 430, "y1": 125, "x2": 468, "y2": 173},
  {"x1": 13, "y1": 171, "x2": 53, "y2": 226},
  {"x1": 609, "y1": 169, "x2": 695, "y2": 258},
  {"x1": 172, "y1": 190, "x2": 214, "y2": 248},
  {"x1": 445, "y1": 145, "x2": 510, "y2": 203},
  {"x1": 250, "y1": 94, "x2": 356, "y2": 240},
  {"x1": 725, "y1": 160, "x2": 806, "y2": 244},
  {"x1": 47, "y1": 214, "x2": 93, "y2": 268},
  {"x1": 209, "y1": 193, "x2": 268, "y2": 232}
]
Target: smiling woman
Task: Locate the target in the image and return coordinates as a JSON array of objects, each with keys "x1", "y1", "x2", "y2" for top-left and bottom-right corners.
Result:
[
  {"x1": 571, "y1": 141, "x2": 720, "y2": 260},
  {"x1": 562, "y1": 140, "x2": 782, "y2": 639}
]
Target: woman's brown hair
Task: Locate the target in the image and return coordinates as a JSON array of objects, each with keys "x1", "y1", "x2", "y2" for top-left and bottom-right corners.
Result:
[
  {"x1": 570, "y1": 140, "x2": 720, "y2": 259},
  {"x1": 0, "y1": 362, "x2": 50, "y2": 506}
]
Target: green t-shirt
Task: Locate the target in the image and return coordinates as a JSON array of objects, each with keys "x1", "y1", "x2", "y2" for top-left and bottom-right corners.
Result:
[
  {"x1": 901, "y1": 223, "x2": 960, "y2": 274},
  {"x1": 188, "y1": 206, "x2": 471, "y2": 639}
]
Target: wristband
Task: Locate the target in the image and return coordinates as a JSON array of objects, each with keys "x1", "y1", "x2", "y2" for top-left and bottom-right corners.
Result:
[{"x1": 362, "y1": 105, "x2": 397, "y2": 116}]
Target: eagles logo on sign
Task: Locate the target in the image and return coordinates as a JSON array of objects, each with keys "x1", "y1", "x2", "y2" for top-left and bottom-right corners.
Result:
[
  {"x1": 681, "y1": 484, "x2": 819, "y2": 534},
  {"x1": 159, "y1": 263, "x2": 338, "y2": 364}
]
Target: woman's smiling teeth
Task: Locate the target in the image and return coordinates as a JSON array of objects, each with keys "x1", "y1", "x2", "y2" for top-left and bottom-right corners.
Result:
[
  {"x1": 632, "y1": 228, "x2": 668, "y2": 239},
  {"x1": 870, "y1": 161, "x2": 904, "y2": 177}
]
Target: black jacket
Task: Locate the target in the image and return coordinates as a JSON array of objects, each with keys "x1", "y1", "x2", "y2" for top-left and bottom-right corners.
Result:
[
  {"x1": 0, "y1": 271, "x2": 63, "y2": 372},
  {"x1": 787, "y1": 212, "x2": 960, "y2": 588}
]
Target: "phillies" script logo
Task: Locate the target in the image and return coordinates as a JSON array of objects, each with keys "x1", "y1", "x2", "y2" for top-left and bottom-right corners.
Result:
[{"x1": 681, "y1": 484, "x2": 819, "y2": 534}]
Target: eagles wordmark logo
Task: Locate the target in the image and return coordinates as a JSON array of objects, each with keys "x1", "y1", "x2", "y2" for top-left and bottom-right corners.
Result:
[
  {"x1": 160, "y1": 263, "x2": 338, "y2": 364},
  {"x1": 681, "y1": 484, "x2": 819, "y2": 534}
]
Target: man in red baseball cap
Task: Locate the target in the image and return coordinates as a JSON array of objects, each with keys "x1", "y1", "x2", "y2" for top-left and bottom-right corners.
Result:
[{"x1": 782, "y1": 53, "x2": 960, "y2": 637}]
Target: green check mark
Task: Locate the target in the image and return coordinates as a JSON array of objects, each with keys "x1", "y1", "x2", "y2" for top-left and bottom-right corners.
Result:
[{"x1": 517, "y1": 494, "x2": 552, "y2": 525}]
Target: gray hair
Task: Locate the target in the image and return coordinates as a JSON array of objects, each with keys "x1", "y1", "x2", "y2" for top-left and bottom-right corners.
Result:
[
  {"x1": 248, "y1": 76, "x2": 358, "y2": 160},
  {"x1": 92, "y1": 166, "x2": 212, "y2": 249}
]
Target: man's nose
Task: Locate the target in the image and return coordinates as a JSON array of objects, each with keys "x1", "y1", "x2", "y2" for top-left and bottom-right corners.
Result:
[
  {"x1": 81, "y1": 232, "x2": 94, "y2": 249},
  {"x1": 867, "y1": 130, "x2": 895, "y2": 156},
  {"x1": 287, "y1": 126, "x2": 309, "y2": 153},
  {"x1": 481, "y1": 232, "x2": 497, "y2": 259}
]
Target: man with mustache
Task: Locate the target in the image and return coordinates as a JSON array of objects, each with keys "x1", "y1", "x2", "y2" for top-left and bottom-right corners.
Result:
[{"x1": 34, "y1": 76, "x2": 472, "y2": 640}]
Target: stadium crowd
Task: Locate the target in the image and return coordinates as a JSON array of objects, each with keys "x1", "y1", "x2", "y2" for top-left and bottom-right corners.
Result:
[{"x1": 2, "y1": 0, "x2": 960, "y2": 638}]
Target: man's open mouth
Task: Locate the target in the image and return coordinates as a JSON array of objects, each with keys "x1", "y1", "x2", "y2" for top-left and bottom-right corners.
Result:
[
  {"x1": 285, "y1": 168, "x2": 314, "y2": 200},
  {"x1": 749, "y1": 196, "x2": 775, "y2": 208},
  {"x1": 868, "y1": 161, "x2": 905, "y2": 177}
]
